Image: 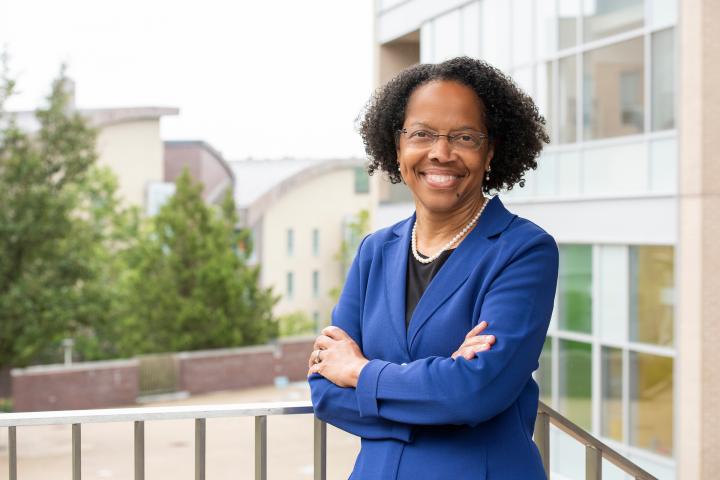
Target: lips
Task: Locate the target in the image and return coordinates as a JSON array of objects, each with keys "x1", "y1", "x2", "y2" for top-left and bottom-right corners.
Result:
[{"x1": 419, "y1": 170, "x2": 466, "y2": 189}]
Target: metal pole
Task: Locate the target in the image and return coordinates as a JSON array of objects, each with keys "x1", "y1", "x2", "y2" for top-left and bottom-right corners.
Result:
[
  {"x1": 255, "y1": 416, "x2": 267, "y2": 480},
  {"x1": 72, "y1": 423, "x2": 81, "y2": 480},
  {"x1": 586, "y1": 444, "x2": 602, "y2": 480},
  {"x1": 534, "y1": 411, "x2": 550, "y2": 478},
  {"x1": 314, "y1": 417, "x2": 326, "y2": 480},
  {"x1": 134, "y1": 421, "x2": 145, "y2": 480},
  {"x1": 195, "y1": 418, "x2": 205, "y2": 480},
  {"x1": 8, "y1": 426, "x2": 17, "y2": 480}
]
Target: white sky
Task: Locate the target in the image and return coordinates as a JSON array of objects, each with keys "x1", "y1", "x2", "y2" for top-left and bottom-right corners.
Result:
[{"x1": 0, "y1": 0, "x2": 375, "y2": 160}]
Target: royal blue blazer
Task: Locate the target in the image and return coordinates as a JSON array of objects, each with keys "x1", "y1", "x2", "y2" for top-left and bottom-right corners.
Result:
[{"x1": 309, "y1": 195, "x2": 559, "y2": 480}]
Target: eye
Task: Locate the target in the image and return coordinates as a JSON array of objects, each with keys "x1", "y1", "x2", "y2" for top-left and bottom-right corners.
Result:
[{"x1": 409, "y1": 130, "x2": 432, "y2": 139}]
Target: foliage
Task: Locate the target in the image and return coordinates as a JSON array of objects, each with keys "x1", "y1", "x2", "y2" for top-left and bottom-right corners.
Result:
[
  {"x1": 115, "y1": 171, "x2": 279, "y2": 355},
  {"x1": 277, "y1": 310, "x2": 317, "y2": 337},
  {"x1": 328, "y1": 209, "x2": 370, "y2": 303}
]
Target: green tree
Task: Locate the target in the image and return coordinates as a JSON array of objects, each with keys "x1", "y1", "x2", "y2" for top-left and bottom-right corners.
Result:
[
  {"x1": 329, "y1": 209, "x2": 370, "y2": 303},
  {"x1": 0, "y1": 60, "x2": 127, "y2": 367},
  {"x1": 118, "y1": 170, "x2": 278, "y2": 354}
]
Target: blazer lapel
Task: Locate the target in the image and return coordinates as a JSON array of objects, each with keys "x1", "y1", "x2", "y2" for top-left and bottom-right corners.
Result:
[
  {"x1": 406, "y1": 196, "x2": 517, "y2": 352},
  {"x1": 382, "y1": 216, "x2": 413, "y2": 358}
]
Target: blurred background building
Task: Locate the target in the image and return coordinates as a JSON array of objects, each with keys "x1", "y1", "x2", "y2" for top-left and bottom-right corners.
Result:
[{"x1": 373, "y1": 0, "x2": 717, "y2": 478}]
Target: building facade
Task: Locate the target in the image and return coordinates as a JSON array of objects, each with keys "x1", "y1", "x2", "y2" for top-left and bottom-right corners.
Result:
[
  {"x1": 230, "y1": 158, "x2": 377, "y2": 330},
  {"x1": 371, "y1": 0, "x2": 704, "y2": 478}
]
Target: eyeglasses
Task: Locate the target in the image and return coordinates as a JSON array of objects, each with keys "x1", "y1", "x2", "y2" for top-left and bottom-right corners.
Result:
[{"x1": 397, "y1": 128, "x2": 489, "y2": 151}]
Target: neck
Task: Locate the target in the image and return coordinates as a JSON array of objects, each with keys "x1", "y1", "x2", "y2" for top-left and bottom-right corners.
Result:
[{"x1": 414, "y1": 194, "x2": 487, "y2": 255}]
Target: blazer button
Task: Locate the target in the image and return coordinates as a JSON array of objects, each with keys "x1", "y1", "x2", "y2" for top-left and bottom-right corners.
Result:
[{"x1": 401, "y1": 363, "x2": 407, "y2": 366}]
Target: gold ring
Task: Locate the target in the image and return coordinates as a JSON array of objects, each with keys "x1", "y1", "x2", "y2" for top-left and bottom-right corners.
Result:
[{"x1": 313, "y1": 350, "x2": 322, "y2": 364}]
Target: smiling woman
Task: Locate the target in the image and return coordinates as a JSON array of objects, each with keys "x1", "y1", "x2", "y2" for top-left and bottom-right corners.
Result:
[{"x1": 308, "y1": 57, "x2": 558, "y2": 480}]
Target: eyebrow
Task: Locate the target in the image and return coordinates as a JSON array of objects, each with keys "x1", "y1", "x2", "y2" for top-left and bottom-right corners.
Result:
[{"x1": 408, "y1": 122, "x2": 483, "y2": 132}]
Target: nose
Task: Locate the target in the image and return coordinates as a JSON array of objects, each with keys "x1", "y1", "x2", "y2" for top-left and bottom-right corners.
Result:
[{"x1": 428, "y1": 135, "x2": 454, "y2": 163}]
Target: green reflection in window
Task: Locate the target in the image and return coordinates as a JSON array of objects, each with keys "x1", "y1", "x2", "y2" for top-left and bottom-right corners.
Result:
[
  {"x1": 354, "y1": 167, "x2": 369, "y2": 194},
  {"x1": 630, "y1": 352, "x2": 673, "y2": 456},
  {"x1": 601, "y1": 347, "x2": 623, "y2": 441},
  {"x1": 559, "y1": 340, "x2": 592, "y2": 431},
  {"x1": 629, "y1": 246, "x2": 674, "y2": 346},
  {"x1": 558, "y1": 245, "x2": 592, "y2": 333},
  {"x1": 537, "y1": 337, "x2": 552, "y2": 406}
]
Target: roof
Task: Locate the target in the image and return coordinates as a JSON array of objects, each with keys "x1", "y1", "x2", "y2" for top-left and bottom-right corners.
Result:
[
  {"x1": 229, "y1": 157, "x2": 366, "y2": 226},
  {"x1": 6, "y1": 106, "x2": 179, "y2": 133}
]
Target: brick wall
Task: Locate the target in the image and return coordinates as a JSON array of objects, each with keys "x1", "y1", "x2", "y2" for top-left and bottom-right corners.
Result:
[{"x1": 11, "y1": 360, "x2": 139, "y2": 412}]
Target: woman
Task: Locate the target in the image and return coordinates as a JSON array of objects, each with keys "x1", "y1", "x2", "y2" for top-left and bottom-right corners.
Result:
[{"x1": 307, "y1": 57, "x2": 558, "y2": 480}]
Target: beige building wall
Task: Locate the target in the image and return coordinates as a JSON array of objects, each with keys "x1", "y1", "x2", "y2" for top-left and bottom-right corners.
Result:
[
  {"x1": 678, "y1": 0, "x2": 720, "y2": 478},
  {"x1": 95, "y1": 119, "x2": 165, "y2": 207},
  {"x1": 260, "y1": 168, "x2": 376, "y2": 324}
]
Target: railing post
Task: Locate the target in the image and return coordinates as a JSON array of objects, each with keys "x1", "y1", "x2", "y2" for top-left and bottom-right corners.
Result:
[
  {"x1": 134, "y1": 421, "x2": 145, "y2": 480},
  {"x1": 8, "y1": 426, "x2": 17, "y2": 480},
  {"x1": 195, "y1": 418, "x2": 206, "y2": 480},
  {"x1": 72, "y1": 423, "x2": 81, "y2": 480},
  {"x1": 534, "y1": 410, "x2": 550, "y2": 478},
  {"x1": 586, "y1": 444, "x2": 602, "y2": 480},
  {"x1": 255, "y1": 415, "x2": 267, "y2": 480},
  {"x1": 314, "y1": 417, "x2": 326, "y2": 480}
]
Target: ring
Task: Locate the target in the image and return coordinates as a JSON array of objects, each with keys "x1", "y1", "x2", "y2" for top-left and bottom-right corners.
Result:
[{"x1": 313, "y1": 349, "x2": 322, "y2": 364}]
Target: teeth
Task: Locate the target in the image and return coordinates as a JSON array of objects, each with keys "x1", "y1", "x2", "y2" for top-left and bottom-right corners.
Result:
[{"x1": 426, "y1": 174, "x2": 459, "y2": 183}]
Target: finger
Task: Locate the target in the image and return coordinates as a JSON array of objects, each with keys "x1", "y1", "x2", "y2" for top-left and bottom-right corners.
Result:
[
  {"x1": 460, "y1": 335, "x2": 496, "y2": 348},
  {"x1": 308, "y1": 363, "x2": 322, "y2": 375},
  {"x1": 313, "y1": 335, "x2": 334, "y2": 350},
  {"x1": 465, "y1": 321, "x2": 488, "y2": 339},
  {"x1": 461, "y1": 343, "x2": 491, "y2": 361},
  {"x1": 321, "y1": 326, "x2": 350, "y2": 341}
]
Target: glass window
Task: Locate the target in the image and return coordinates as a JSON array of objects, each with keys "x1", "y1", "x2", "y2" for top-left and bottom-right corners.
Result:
[
  {"x1": 286, "y1": 271, "x2": 294, "y2": 299},
  {"x1": 537, "y1": 337, "x2": 553, "y2": 405},
  {"x1": 481, "y1": 0, "x2": 511, "y2": 70},
  {"x1": 582, "y1": 141, "x2": 647, "y2": 195},
  {"x1": 598, "y1": 245, "x2": 628, "y2": 344},
  {"x1": 287, "y1": 228, "x2": 294, "y2": 256},
  {"x1": 535, "y1": 0, "x2": 557, "y2": 57},
  {"x1": 601, "y1": 347, "x2": 623, "y2": 441},
  {"x1": 313, "y1": 311, "x2": 320, "y2": 332},
  {"x1": 559, "y1": 55, "x2": 577, "y2": 143},
  {"x1": 583, "y1": 38, "x2": 644, "y2": 140},
  {"x1": 312, "y1": 270, "x2": 320, "y2": 298},
  {"x1": 652, "y1": 28, "x2": 676, "y2": 131},
  {"x1": 461, "y1": 1, "x2": 481, "y2": 58},
  {"x1": 432, "y1": 9, "x2": 462, "y2": 63},
  {"x1": 512, "y1": 0, "x2": 534, "y2": 66},
  {"x1": 312, "y1": 228, "x2": 320, "y2": 257},
  {"x1": 649, "y1": 137, "x2": 677, "y2": 193},
  {"x1": 535, "y1": 62, "x2": 554, "y2": 142},
  {"x1": 629, "y1": 246, "x2": 674, "y2": 346},
  {"x1": 535, "y1": 153, "x2": 557, "y2": 196},
  {"x1": 557, "y1": 151, "x2": 581, "y2": 196},
  {"x1": 649, "y1": 0, "x2": 677, "y2": 27},
  {"x1": 558, "y1": 0, "x2": 579, "y2": 50},
  {"x1": 558, "y1": 245, "x2": 592, "y2": 334},
  {"x1": 354, "y1": 167, "x2": 369, "y2": 194},
  {"x1": 629, "y1": 352, "x2": 673, "y2": 456},
  {"x1": 559, "y1": 340, "x2": 592, "y2": 430},
  {"x1": 583, "y1": 0, "x2": 644, "y2": 42}
]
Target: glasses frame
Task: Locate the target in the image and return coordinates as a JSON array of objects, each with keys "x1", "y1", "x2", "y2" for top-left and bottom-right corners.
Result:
[{"x1": 397, "y1": 128, "x2": 490, "y2": 151}]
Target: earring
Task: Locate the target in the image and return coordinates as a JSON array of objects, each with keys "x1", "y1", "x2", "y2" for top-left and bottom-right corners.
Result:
[{"x1": 485, "y1": 166, "x2": 491, "y2": 182}]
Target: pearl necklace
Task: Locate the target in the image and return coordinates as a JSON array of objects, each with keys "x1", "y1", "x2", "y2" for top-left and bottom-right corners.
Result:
[{"x1": 411, "y1": 197, "x2": 489, "y2": 264}]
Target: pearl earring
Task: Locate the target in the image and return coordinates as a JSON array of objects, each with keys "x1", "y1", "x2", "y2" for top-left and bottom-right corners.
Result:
[{"x1": 485, "y1": 166, "x2": 491, "y2": 182}]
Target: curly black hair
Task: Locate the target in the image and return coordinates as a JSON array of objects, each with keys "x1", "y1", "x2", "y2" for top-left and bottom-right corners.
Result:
[{"x1": 358, "y1": 56, "x2": 549, "y2": 193}]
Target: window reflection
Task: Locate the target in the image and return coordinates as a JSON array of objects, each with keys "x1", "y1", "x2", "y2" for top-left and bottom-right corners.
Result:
[
  {"x1": 652, "y1": 28, "x2": 676, "y2": 131},
  {"x1": 537, "y1": 337, "x2": 553, "y2": 405},
  {"x1": 583, "y1": 0, "x2": 644, "y2": 42},
  {"x1": 583, "y1": 38, "x2": 644, "y2": 140},
  {"x1": 601, "y1": 347, "x2": 623, "y2": 441},
  {"x1": 630, "y1": 352, "x2": 673, "y2": 456},
  {"x1": 558, "y1": 245, "x2": 592, "y2": 333},
  {"x1": 629, "y1": 246, "x2": 674, "y2": 346},
  {"x1": 559, "y1": 340, "x2": 592, "y2": 430},
  {"x1": 558, "y1": 0, "x2": 579, "y2": 49},
  {"x1": 559, "y1": 56, "x2": 577, "y2": 143}
]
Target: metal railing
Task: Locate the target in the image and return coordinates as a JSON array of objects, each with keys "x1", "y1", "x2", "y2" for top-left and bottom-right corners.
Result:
[
  {"x1": 535, "y1": 401, "x2": 658, "y2": 480},
  {"x1": 0, "y1": 400, "x2": 658, "y2": 480},
  {"x1": 0, "y1": 401, "x2": 323, "y2": 480}
]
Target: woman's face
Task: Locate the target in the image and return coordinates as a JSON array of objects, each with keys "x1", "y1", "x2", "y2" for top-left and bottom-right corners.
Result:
[{"x1": 396, "y1": 80, "x2": 493, "y2": 216}]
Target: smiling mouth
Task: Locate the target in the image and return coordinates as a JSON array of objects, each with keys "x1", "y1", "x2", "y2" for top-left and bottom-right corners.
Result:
[{"x1": 420, "y1": 172, "x2": 466, "y2": 188}]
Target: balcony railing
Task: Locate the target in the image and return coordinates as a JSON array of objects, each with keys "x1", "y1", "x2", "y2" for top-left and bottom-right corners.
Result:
[{"x1": 0, "y1": 400, "x2": 657, "y2": 480}]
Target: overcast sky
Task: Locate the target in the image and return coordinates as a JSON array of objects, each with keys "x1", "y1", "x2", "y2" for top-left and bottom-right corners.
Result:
[{"x1": 0, "y1": 0, "x2": 375, "y2": 160}]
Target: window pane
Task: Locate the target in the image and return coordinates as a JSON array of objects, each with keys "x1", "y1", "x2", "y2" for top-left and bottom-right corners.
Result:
[
  {"x1": 537, "y1": 337, "x2": 553, "y2": 405},
  {"x1": 354, "y1": 167, "x2": 370, "y2": 194},
  {"x1": 629, "y1": 246, "x2": 675, "y2": 346},
  {"x1": 559, "y1": 55, "x2": 577, "y2": 143},
  {"x1": 535, "y1": 0, "x2": 557, "y2": 56},
  {"x1": 512, "y1": 0, "x2": 534, "y2": 66},
  {"x1": 630, "y1": 352, "x2": 673, "y2": 456},
  {"x1": 312, "y1": 270, "x2": 320, "y2": 298},
  {"x1": 558, "y1": 245, "x2": 592, "y2": 333},
  {"x1": 287, "y1": 228, "x2": 294, "y2": 256},
  {"x1": 535, "y1": 62, "x2": 554, "y2": 141},
  {"x1": 583, "y1": 38, "x2": 644, "y2": 140},
  {"x1": 286, "y1": 271, "x2": 294, "y2": 299},
  {"x1": 649, "y1": 137, "x2": 677, "y2": 193},
  {"x1": 601, "y1": 347, "x2": 623, "y2": 441},
  {"x1": 433, "y1": 9, "x2": 462, "y2": 62},
  {"x1": 558, "y1": 0, "x2": 579, "y2": 49},
  {"x1": 583, "y1": 0, "x2": 644, "y2": 42},
  {"x1": 652, "y1": 28, "x2": 676, "y2": 131},
  {"x1": 312, "y1": 228, "x2": 320, "y2": 257},
  {"x1": 559, "y1": 340, "x2": 592, "y2": 430}
]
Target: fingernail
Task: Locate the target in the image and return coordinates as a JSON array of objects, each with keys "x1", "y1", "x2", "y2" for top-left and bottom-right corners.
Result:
[{"x1": 480, "y1": 321, "x2": 487, "y2": 327}]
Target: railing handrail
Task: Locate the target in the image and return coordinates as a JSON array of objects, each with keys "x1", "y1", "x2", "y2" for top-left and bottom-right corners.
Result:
[
  {"x1": 537, "y1": 401, "x2": 658, "y2": 480},
  {"x1": 0, "y1": 401, "x2": 314, "y2": 427}
]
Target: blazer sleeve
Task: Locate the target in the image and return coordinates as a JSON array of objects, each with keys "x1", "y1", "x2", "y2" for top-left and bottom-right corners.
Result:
[
  {"x1": 355, "y1": 232, "x2": 559, "y2": 427},
  {"x1": 308, "y1": 235, "x2": 414, "y2": 442}
]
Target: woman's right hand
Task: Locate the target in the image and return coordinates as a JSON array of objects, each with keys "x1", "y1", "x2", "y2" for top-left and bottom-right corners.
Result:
[{"x1": 451, "y1": 321, "x2": 495, "y2": 360}]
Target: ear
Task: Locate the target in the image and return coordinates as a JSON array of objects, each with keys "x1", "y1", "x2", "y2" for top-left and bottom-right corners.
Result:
[{"x1": 485, "y1": 140, "x2": 495, "y2": 170}]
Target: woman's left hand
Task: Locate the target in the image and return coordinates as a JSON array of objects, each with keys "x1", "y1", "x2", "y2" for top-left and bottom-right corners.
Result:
[{"x1": 307, "y1": 326, "x2": 369, "y2": 388}]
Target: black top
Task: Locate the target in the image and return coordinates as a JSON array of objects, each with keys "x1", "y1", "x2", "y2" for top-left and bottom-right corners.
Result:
[{"x1": 405, "y1": 245, "x2": 455, "y2": 328}]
